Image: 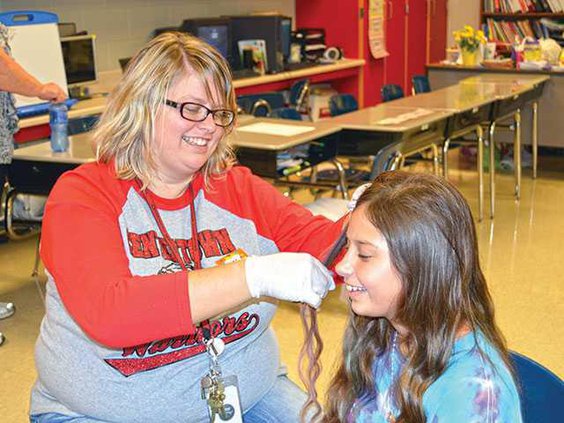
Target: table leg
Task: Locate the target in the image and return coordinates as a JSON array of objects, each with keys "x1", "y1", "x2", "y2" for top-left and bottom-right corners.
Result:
[
  {"x1": 477, "y1": 125, "x2": 484, "y2": 222},
  {"x1": 514, "y1": 109, "x2": 521, "y2": 200},
  {"x1": 489, "y1": 121, "x2": 496, "y2": 219},
  {"x1": 532, "y1": 101, "x2": 538, "y2": 179}
]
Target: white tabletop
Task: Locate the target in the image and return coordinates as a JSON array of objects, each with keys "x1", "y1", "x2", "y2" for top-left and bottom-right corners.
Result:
[
  {"x1": 228, "y1": 118, "x2": 341, "y2": 150},
  {"x1": 386, "y1": 85, "x2": 494, "y2": 112},
  {"x1": 462, "y1": 73, "x2": 550, "y2": 87},
  {"x1": 14, "y1": 117, "x2": 343, "y2": 164},
  {"x1": 330, "y1": 104, "x2": 452, "y2": 132},
  {"x1": 13, "y1": 132, "x2": 96, "y2": 164}
]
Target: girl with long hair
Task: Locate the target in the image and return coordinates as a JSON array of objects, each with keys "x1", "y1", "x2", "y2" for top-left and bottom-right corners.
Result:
[{"x1": 323, "y1": 171, "x2": 521, "y2": 422}]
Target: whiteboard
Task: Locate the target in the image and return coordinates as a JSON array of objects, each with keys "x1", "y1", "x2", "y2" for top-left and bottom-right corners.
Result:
[{"x1": 1, "y1": 11, "x2": 68, "y2": 108}]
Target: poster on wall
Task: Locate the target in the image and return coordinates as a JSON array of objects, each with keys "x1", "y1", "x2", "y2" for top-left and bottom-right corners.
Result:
[{"x1": 368, "y1": 0, "x2": 388, "y2": 59}]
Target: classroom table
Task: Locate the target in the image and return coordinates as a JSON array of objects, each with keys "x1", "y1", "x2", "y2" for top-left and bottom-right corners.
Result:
[
  {"x1": 385, "y1": 85, "x2": 491, "y2": 220},
  {"x1": 331, "y1": 103, "x2": 452, "y2": 175},
  {"x1": 461, "y1": 74, "x2": 549, "y2": 180},
  {"x1": 460, "y1": 75, "x2": 549, "y2": 216},
  {"x1": 8, "y1": 117, "x2": 348, "y2": 237},
  {"x1": 228, "y1": 117, "x2": 348, "y2": 198}
]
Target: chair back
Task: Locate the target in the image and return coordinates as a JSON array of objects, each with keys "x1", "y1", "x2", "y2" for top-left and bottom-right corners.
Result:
[
  {"x1": 381, "y1": 84, "x2": 405, "y2": 103},
  {"x1": 250, "y1": 99, "x2": 272, "y2": 117},
  {"x1": 237, "y1": 92, "x2": 285, "y2": 115},
  {"x1": 411, "y1": 75, "x2": 431, "y2": 95},
  {"x1": 270, "y1": 107, "x2": 302, "y2": 120},
  {"x1": 510, "y1": 351, "x2": 564, "y2": 422},
  {"x1": 329, "y1": 94, "x2": 358, "y2": 116},
  {"x1": 289, "y1": 79, "x2": 310, "y2": 112}
]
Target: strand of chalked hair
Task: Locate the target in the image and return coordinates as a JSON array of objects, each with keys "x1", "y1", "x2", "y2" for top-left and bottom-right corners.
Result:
[
  {"x1": 299, "y1": 231, "x2": 348, "y2": 423},
  {"x1": 299, "y1": 303, "x2": 323, "y2": 422}
]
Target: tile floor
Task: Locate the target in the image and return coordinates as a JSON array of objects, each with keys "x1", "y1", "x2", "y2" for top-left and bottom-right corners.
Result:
[{"x1": 1, "y1": 152, "x2": 563, "y2": 421}]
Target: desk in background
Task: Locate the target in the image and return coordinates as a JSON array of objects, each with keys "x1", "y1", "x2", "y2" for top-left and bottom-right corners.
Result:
[
  {"x1": 15, "y1": 59, "x2": 366, "y2": 144},
  {"x1": 386, "y1": 85, "x2": 492, "y2": 220},
  {"x1": 427, "y1": 65, "x2": 559, "y2": 148},
  {"x1": 331, "y1": 104, "x2": 451, "y2": 183},
  {"x1": 11, "y1": 117, "x2": 347, "y2": 199}
]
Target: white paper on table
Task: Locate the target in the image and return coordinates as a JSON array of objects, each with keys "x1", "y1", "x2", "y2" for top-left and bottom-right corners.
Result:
[
  {"x1": 237, "y1": 122, "x2": 316, "y2": 137},
  {"x1": 375, "y1": 108, "x2": 435, "y2": 125}
]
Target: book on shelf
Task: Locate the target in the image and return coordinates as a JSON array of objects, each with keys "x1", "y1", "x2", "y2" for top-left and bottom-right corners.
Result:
[{"x1": 484, "y1": 0, "x2": 564, "y2": 12}]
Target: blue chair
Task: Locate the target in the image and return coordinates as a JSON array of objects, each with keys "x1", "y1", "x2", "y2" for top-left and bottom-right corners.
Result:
[
  {"x1": 237, "y1": 92, "x2": 285, "y2": 115},
  {"x1": 68, "y1": 115, "x2": 99, "y2": 136},
  {"x1": 270, "y1": 107, "x2": 302, "y2": 120},
  {"x1": 329, "y1": 94, "x2": 358, "y2": 116},
  {"x1": 381, "y1": 84, "x2": 404, "y2": 103},
  {"x1": 288, "y1": 79, "x2": 310, "y2": 113},
  {"x1": 250, "y1": 99, "x2": 272, "y2": 117},
  {"x1": 411, "y1": 75, "x2": 431, "y2": 95},
  {"x1": 510, "y1": 351, "x2": 564, "y2": 422}
]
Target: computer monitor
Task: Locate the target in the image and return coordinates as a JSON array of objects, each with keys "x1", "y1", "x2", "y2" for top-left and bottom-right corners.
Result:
[
  {"x1": 280, "y1": 17, "x2": 292, "y2": 60},
  {"x1": 179, "y1": 18, "x2": 232, "y2": 65},
  {"x1": 229, "y1": 15, "x2": 292, "y2": 73},
  {"x1": 60, "y1": 34, "x2": 97, "y2": 88}
]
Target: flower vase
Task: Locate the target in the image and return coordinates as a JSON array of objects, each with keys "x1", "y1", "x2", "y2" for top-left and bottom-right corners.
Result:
[{"x1": 461, "y1": 49, "x2": 478, "y2": 66}]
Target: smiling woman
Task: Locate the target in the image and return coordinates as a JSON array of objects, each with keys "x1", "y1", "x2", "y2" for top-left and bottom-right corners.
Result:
[{"x1": 29, "y1": 32, "x2": 346, "y2": 422}]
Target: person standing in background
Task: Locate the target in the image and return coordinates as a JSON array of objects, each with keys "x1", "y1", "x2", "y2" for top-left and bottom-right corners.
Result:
[{"x1": 0, "y1": 23, "x2": 67, "y2": 343}]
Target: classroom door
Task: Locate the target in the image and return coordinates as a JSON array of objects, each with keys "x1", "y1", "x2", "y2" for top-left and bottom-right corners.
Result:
[
  {"x1": 406, "y1": 0, "x2": 429, "y2": 94},
  {"x1": 427, "y1": 0, "x2": 448, "y2": 64},
  {"x1": 383, "y1": 0, "x2": 407, "y2": 95}
]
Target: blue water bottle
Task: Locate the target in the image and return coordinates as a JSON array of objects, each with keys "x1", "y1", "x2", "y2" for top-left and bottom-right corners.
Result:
[{"x1": 49, "y1": 102, "x2": 69, "y2": 152}]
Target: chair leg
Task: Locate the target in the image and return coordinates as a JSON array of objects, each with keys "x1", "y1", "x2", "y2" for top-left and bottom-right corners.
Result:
[
  {"x1": 32, "y1": 233, "x2": 46, "y2": 306},
  {"x1": 329, "y1": 158, "x2": 349, "y2": 200},
  {"x1": 442, "y1": 138, "x2": 451, "y2": 178},
  {"x1": 431, "y1": 144, "x2": 440, "y2": 176}
]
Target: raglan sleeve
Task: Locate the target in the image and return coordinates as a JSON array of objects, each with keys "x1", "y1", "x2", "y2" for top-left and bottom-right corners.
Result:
[
  {"x1": 228, "y1": 167, "x2": 347, "y2": 262},
  {"x1": 40, "y1": 168, "x2": 196, "y2": 348}
]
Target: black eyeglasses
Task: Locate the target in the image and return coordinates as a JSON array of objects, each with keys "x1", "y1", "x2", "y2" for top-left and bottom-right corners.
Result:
[{"x1": 165, "y1": 100, "x2": 235, "y2": 127}]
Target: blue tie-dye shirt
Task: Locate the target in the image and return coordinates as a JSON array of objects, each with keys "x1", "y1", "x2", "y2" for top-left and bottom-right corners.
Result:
[{"x1": 348, "y1": 332, "x2": 522, "y2": 422}]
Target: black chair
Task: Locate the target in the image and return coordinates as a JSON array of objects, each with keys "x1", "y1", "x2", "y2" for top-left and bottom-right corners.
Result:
[
  {"x1": 329, "y1": 93, "x2": 358, "y2": 116},
  {"x1": 411, "y1": 75, "x2": 431, "y2": 95},
  {"x1": 510, "y1": 351, "x2": 564, "y2": 422},
  {"x1": 381, "y1": 84, "x2": 404, "y2": 102}
]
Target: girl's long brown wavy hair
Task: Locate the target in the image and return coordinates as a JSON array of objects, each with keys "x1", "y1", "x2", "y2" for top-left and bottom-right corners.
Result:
[
  {"x1": 316, "y1": 171, "x2": 513, "y2": 422},
  {"x1": 299, "y1": 231, "x2": 348, "y2": 422}
]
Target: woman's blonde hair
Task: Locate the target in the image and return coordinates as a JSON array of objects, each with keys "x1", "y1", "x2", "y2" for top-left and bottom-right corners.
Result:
[{"x1": 94, "y1": 31, "x2": 237, "y2": 186}]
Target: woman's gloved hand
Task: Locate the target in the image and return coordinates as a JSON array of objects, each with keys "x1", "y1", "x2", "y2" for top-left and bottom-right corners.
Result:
[{"x1": 245, "y1": 253, "x2": 335, "y2": 308}]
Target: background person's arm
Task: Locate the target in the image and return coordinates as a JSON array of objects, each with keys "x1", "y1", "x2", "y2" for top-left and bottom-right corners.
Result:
[{"x1": 0, "y1": 48, "x2": 66, "y2": 101}]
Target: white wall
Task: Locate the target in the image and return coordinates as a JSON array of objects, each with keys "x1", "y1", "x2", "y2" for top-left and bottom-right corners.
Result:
[
  {"x1": 0, "y1": 0, "x2": 295, "y2": 72},
  {"x1": 446, "y1": 0, "x2": 481, "y2": 48}
]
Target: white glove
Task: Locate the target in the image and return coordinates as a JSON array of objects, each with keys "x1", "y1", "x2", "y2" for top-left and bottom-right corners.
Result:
[{"x1": 245, "y1": 253, "x2": 336, "y2": 308}]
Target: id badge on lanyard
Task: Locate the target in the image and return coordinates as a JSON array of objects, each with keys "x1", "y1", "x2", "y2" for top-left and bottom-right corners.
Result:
[
  {"x1": 137, "y1": 181, "x2": 245, "y2": 422},
  {"x1": 200, "y1": 249, "x2": 247, "y2": 422},
  {"x1": 200, "y1": 336, "x2": 244, "y2": 422}
]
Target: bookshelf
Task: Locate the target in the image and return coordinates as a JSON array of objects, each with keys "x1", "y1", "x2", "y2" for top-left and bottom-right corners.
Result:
[{"x1": 481, "y1": 1, "x2": 564, "y2": 45}]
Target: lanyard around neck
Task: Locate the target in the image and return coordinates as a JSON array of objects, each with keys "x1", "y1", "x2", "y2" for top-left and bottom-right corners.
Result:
[
  {"x1": 135, "y1": 180, "x2": 201, "y2": 271},
  {"x1": 135, "y1": 180, "x2": 217, "y2": 341}
]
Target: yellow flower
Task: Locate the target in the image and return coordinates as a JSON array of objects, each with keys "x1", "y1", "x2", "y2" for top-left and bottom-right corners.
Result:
[{"x1": 453, "y1": 25, "x2": 486, "y2": 53}]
